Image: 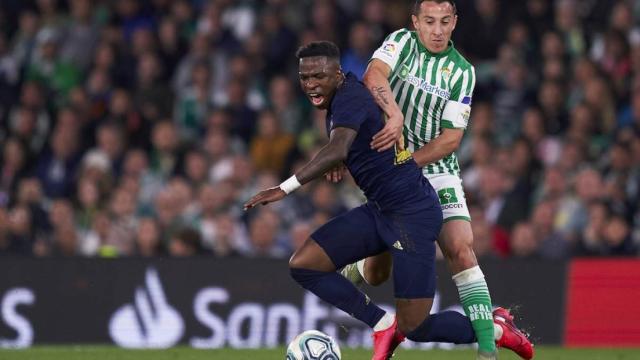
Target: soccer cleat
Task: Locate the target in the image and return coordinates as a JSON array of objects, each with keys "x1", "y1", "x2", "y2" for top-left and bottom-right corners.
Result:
[
  {"x1": 371, "y1": 317, "x2": 405, "y2": 360},
  {"x1": 493, "y1": 307, "x2": 534, "y2": 359},
  {"x1": 340, "y1": 262, "x2": 364, "y2": 286}
]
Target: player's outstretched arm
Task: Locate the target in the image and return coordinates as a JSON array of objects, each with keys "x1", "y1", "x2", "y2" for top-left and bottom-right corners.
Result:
[
  {"x1": 411, "y1": 128, "x2": 464, "y2": 167},
  {"x1": 296, "y1": 127, "x2": 356, "y2": 184},
  {"x1": 244, "y1": 127, "x2": 356, "y2": 210},
  {"x1": 363, "y1": 59, "x2": 404, "y2": 152},
  {"x1": 243, "y1": 187, "x2": 287, "y2": 210}
]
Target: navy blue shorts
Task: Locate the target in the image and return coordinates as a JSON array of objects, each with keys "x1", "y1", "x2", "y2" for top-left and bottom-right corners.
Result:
[{"x1": 311, "y1": 201, "x2": 443, "y2": 299}]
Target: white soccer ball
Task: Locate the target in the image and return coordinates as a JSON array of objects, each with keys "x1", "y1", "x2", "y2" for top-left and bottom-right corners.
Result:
[{"x1": 285, "y1": 330, "x2": 341, "y2": 360}]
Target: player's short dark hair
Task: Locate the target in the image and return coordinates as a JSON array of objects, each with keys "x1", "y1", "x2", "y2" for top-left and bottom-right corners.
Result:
[
  {"x1": 413, "y1": 0, "x2": 457, "y2": 15},
  {"x1": 296, "y1": 41, "x2": 341, "y2": 61}
]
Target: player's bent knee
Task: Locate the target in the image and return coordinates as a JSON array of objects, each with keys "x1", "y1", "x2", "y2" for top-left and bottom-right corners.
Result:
[
  {"x1": 288, "y1": 238, "x2": 336, "y2": 272},
  {"x1": 288, "y1": 253, "x2": 304, "y2": 269}
]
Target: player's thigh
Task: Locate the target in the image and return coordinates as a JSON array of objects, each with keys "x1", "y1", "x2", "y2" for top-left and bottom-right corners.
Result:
[
  {"x1": 377, "y1": 206, "x2": 442, "y2": 299},
  {"x1": 428, "y1": 174, "x2": 476, "y2": 267},
  {"x1": 309, "y1": 204, "x2": 387, "y2": 270}
]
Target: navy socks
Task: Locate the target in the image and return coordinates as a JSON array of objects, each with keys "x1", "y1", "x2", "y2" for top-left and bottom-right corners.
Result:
[
  {"x1": 405, "y1": 310, "x2": 476, "y2": 344},
  {"x1": 290, "y1": 267, "x2": 385, "y2": 328}
]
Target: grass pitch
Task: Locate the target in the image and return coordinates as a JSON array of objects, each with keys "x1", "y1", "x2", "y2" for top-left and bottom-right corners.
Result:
[{"x1": 1, "y1": 346, "x2": 638, "y2": 360}]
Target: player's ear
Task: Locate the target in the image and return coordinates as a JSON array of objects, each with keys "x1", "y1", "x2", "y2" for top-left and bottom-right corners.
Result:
[
  {"x1": 451, "y1": 14, "x2": 458, "y2": 30},
  {"x1": 335, "y1": 64, "x2": 343, "y2": 81},
  {"x1": 411, "y1": 14, "x2": 419, "y2": 30}
]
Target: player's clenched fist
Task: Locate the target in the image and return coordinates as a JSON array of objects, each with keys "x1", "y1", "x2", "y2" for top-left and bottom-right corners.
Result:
[
  {"x1": 243, "y1": 187, "x2": 286, "y2": 210},
  {"x1": 324, "y1": 165, "x2": 346, "y2": 183}
]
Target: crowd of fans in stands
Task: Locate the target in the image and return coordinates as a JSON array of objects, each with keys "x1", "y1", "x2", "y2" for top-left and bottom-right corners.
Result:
[{"x1": 0, "y1": 0, "x2": 638, "y2": 258}]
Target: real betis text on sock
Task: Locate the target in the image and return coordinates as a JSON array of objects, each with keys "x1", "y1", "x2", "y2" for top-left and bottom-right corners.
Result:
[{"x1": 453, "y1": 266, "x2": 496, "y2": 353}]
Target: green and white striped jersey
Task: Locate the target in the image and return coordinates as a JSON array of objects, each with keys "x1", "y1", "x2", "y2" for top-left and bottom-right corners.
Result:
[{"x1": 372, "y1": 28, "x2": 476, "y2": 177}]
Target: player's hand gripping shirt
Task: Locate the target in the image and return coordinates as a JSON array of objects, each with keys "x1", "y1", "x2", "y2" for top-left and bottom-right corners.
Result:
[
  {"x1": 372, "y1": 28, "x2": 475, "y2": 177},
  {"x1": 325, "y1": 72, "x2": 438, "y2": 212}
]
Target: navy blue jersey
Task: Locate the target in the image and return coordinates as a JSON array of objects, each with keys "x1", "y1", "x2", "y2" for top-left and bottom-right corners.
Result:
[{"x1": 326, "y1": 73, "x2": 437, "y2": 212}]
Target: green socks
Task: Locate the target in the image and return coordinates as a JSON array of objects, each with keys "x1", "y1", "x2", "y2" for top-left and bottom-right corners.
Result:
[{"x1": 453, "y1": 266, "x2": 496, "y2": 353}]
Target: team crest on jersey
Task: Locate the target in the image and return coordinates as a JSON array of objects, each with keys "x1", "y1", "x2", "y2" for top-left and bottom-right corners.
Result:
[
  {"x1": 440, "y1": 67, "x2": 451, "y2": 81},
  {"x1": 399, "y1": 64, "x2": 410, "y2": 80}
]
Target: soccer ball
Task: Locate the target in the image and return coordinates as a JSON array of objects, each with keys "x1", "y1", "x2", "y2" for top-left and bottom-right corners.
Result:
[{"x1": 285, "y1": 330, "x2": 341, "y2": 360}]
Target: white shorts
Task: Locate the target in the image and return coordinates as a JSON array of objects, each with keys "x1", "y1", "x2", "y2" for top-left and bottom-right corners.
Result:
[{"x1": 426, "y1": 173, "x2": 471, "y2": 222}]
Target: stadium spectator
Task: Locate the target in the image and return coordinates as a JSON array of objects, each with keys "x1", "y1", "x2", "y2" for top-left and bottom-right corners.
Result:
[
  {"x1": 5, "y1": 205, "x2": 33, "y2": 255},
  {"x1": 205, "y1": 213, "x2": 247, "y2": 257},
  {"x1": 247, "y1": 208, "x2": 287, "y2": 258},
  {"x1": 249, "y1": 109, "x2": 295, "y2": 176},
  {"x1": 1, "y1": 138, "x2": 29, "y2": 205},
  {"x1": 510, "y1": 222, "x2": 540, "y2": 258},
  {"x1": 169, "y1": 227, "x2": 206, "y2": 257},
  {"x1": 268, "y1": 75, "x2": 306, "y2": 136},
  {"x1": 46, "y1": 199, "x2": 78, "y2": 257},
  {"x1": 135, "y1": 217, "x2": 163, "y2": 257},
  {"x1": 341, "y1": 21, "x2": 375, "y2": 79},
  {"x1": 174, "y1": 60, "x2": 212, "y2": 141},
  {"x1": 531, "y1": 200, "x2": 569, "y2": 259}
]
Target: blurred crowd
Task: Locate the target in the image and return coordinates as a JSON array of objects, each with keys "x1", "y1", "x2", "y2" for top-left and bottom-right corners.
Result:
[{"x1": 0, "y1": 0, "x2": 638, "y2": 259}]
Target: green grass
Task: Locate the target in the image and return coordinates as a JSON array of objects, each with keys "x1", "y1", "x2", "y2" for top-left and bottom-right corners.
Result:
[{"x1": 0, "y1": 346, "x2": 639, "y2": 360}]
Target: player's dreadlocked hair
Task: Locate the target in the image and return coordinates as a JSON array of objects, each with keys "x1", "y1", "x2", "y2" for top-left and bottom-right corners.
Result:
[
  {"x1": 413, "y1": 0, "x2": 457, "y2": 15},
  {"x1": 296, "y1": 41, "x2": 341, "y2": 61}
]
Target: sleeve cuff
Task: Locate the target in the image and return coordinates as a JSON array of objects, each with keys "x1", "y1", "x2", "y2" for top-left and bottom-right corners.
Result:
[{"x1": 441, "y1": 119, "x2": 465, "y2": 129}]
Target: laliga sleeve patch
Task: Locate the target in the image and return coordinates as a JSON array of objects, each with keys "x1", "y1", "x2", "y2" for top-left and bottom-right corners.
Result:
[{"x1": 372, "y1": 41, "x2": 401, "y2": 69}]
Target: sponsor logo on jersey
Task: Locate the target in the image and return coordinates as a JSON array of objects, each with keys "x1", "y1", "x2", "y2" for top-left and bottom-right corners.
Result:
[
  {"x1": 437, "y1": 187, "x2": 459, "y2": 205},
  {"x1": 404, "y1": 74, "x2": 450, "y2": 99},
  {"x1": 392, "y1": 241, "x2": 404, "y2": 250},
  {"x1": 442, "y1": 203, "x2": 464, "y2": 210}
]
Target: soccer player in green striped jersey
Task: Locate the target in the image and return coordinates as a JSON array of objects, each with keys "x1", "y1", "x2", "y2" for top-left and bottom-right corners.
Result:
[{"x1": 340, "y1": 1, "x2": 534, "y2": 359}]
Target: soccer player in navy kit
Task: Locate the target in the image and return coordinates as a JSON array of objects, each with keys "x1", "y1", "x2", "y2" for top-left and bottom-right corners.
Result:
[{"x1": 245, "y1": 41, "x2": 480, "y2": 360}]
